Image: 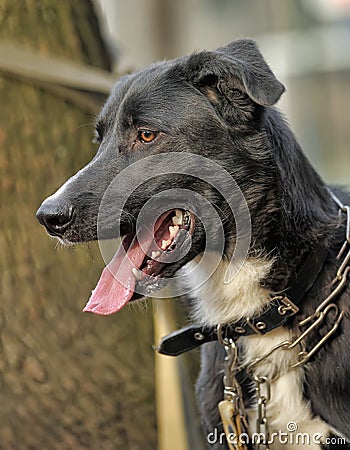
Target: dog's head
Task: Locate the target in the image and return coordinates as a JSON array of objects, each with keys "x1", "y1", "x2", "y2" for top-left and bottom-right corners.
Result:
[{"x1": 36, "y1": 39, "x2": 284, "y2": 314}]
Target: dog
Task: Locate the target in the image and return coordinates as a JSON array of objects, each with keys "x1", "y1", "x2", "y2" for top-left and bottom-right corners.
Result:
[{"x1": 36, "y1": 39, "x2": 350, "y2": 449}]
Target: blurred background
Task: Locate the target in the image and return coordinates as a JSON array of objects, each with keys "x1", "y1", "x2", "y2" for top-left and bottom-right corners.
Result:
[{"x1": 0, "y1": 0, "x2": 349, "y2": 449}]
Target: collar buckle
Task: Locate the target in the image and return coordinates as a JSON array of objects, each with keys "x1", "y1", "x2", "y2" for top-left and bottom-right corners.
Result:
[{"x1": 276, "y1": 295, "x2": 299, "y2": 316}]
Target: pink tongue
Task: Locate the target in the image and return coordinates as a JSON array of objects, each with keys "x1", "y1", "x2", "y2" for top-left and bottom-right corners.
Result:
[{"x1": 83, "y1": 230, "x2": 153, "y2": 315}]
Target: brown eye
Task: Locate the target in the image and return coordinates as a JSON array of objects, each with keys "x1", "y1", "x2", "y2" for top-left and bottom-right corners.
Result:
[{"x1": 138, "y1": 129, "x2": 158, "y2": 143}]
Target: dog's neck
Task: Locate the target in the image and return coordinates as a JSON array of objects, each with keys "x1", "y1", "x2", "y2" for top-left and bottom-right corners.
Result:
[
  {"x1": 182, "y1": 254, "x2": 273, "y2": 326},
  {"x1": 184, "y1": 108, "x2": 337, "y2": 326},
  {"x1": 248, "y1": 108, "x2": 336, "y2": 292}
]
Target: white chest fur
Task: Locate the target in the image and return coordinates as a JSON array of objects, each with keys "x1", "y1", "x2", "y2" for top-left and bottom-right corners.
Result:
[
  {"x1": 181, "y1": 254, "x2": 330, "y2": 449},
  {"x1": 181, "y1": 253, "x2": 274, "y2": 326},
  {"x1": 243, "y1": 330, "x2": 329, "y2": 449}
]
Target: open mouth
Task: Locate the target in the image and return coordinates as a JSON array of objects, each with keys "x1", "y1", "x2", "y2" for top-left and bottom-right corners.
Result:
[{"x1": 83, "y1": 209, "x2": 195, "y2": 315}]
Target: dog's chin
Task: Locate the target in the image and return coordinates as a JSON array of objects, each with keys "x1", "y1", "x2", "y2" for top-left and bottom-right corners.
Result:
[
  {"x1": 130, "y1": 255, "x2": 192, "y2": 302},
  {"x1": 130, "y1": 277, "x2": 169, "y2": 303}
]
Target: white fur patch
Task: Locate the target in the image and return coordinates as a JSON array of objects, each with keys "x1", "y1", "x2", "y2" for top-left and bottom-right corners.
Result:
[
  {"x1": 182, "y1": 253, "x2": 331, "y2": 448},
  {"x1": 181, "y1": 253, "x2": 273, "y2": 326},
  {"x1": 243, "y1": 329, "x2": 330, "y2": 449}
]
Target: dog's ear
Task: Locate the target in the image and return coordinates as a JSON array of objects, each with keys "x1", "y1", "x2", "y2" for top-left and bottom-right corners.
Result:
[{"x1": 187, "y1": 39, "x2": 285, "y2": 110}]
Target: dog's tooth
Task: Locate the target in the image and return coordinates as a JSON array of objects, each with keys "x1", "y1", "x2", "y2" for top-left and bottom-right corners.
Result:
[
  {"x1": 169, "y1": 225, "x2": 179, "y2": 238},
  {"x1": 172, "y1": 216, "x2": 181, "y2": 225},
  {"x1": 161, "y1": 239, "x2": 172, "y2": 250},
  {"x1": 132, "y1": 268, "x2": 142, "y2": 281},
  {"x1": 151, "y1": 251, "x2": 161, "y2": 259},
  {"x1": 173, "y1": 211, "x2": 183, "y2": 226}
]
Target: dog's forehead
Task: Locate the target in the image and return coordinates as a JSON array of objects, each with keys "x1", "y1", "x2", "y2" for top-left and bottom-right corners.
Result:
[{"x1": 98, "y1": 58, "x2": 203, "y2": 131}]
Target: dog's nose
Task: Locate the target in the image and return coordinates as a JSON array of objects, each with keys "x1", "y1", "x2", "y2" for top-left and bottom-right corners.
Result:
[{"x1": 36, "y1": 200, "x2": 75, "y2": 237}]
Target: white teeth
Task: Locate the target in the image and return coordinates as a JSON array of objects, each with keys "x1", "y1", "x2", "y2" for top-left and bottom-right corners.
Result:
[
  {"x1": 132, "y1": 268, "x2": 142, "y2": 280},
  {"x1": 173, "y1": 210, "x2": 183, "y2": 226},
  {"x1": 151, "y1": 251, "x2": 161, "y2": 259},
  {"x1": 169, "y1": 225, "x2": 179, "y2": 238},
  {"x1": 161, "y1": 239, "x2": 172, "y2": 250},
  {"x1": 172, "y1": 216, "x2": 181, "y2": 225}
]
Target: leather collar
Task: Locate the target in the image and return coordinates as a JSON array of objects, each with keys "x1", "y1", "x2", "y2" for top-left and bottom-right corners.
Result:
[{"x1": 157, "y1": 246, "x2": 329, "y2": 356}]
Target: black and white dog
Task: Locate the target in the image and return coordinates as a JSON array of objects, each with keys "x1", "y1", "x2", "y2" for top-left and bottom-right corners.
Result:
[{"x1": 36, "y1": 40, "x2": 350, "y2": 449}]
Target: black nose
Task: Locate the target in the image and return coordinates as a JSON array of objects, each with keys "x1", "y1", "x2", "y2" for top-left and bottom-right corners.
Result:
[{"x1": 36, "y1": 200, "x2": 75, "y2": 237}]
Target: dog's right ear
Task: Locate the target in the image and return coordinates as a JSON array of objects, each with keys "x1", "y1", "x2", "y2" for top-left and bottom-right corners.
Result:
[{"x1": 183, "y1": 39, "x2": 285, "y2": 121}]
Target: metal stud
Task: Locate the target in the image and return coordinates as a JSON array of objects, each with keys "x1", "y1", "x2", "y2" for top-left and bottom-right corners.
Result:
[
  {"x1": 234, "y1": 326, "x2": 246, "y2": 334},
  {"x1": 194, "y1": 332, "x2": 205, "y2": 341},
  {"x1": 256, "y1": 321, "x2": 267, "y2": 330}
]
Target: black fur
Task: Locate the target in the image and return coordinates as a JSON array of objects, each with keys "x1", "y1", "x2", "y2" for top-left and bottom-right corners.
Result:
[{"x1": 36, "y1": 39, "x2": 350, "y2": 448}]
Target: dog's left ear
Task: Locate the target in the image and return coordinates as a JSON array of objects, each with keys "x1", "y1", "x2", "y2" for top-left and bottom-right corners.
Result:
[{"x1": 187, "y1": 39, "x2": 285, "y2": 108}]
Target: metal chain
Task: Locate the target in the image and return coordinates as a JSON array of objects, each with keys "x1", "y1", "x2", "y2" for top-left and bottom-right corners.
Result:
[
  {"x1": 217, "y1": 326, "x2": 249, "y2": 450},
  {"x1": 241, "y1": 193, "x2": 349, "y2": 375},
  {"x1": 218, "y1": 192, "x2": 349, "y2": 450},
  {"x1": 254, "y1": 376, "x2": 271, "y2": 450},
  {"x1": 290, "y1": 193, "x2": 349, "y2": 367}
]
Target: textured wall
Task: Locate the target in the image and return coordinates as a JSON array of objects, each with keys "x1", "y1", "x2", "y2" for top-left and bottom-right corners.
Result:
[{"x1": 0, "y1": 1, "x2": 156, "y2": 448}]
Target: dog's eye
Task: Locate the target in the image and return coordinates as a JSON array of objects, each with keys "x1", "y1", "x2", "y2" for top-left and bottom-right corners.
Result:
[{"x1": 138, "y1": 129, "x2": 158, "y2": 144}]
